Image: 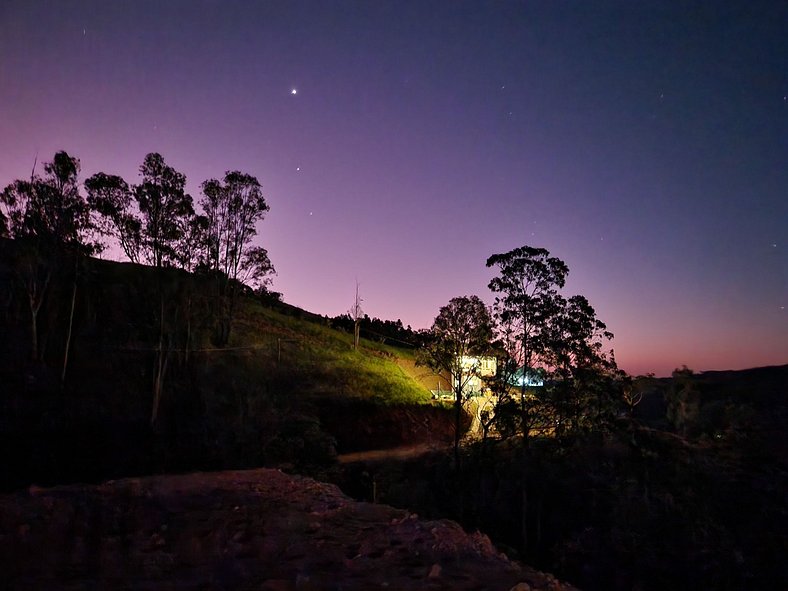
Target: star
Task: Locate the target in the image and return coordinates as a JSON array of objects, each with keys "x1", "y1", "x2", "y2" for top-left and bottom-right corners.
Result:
[
  {"x1": 291, "y1": 88, "x2": 297, "y2": 95},
  {"x1": 296, "y1": 167, "x2": 300, "y2": 171}
]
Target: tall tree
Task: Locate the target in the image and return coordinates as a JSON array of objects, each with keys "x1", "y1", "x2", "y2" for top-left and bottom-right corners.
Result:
[
  {"x1": 135, "y1": 153, "x2": 194, "y2": 268},
  {"x1": 200, "y1": 171, "x2": 272, "y2": 344},
  {"x1": 486, "y1": 245, "x2": 623, "y2": 559},
  {"x1": 420, "y1": 295, "x2": 493, "y2": 466},
  {"x1": 486, "y1": 246, "x2": 569, "y2": 444},
  {"x1": 0, "y1": 151, "x2": 95, "y2": 361},
  {"x1": 543, "y1": 294, "x2": 617, "y2": 436},
  {"x1": 201, "y1": 171, "x2": 269, "y2": 280},
  {"x1": 85, "y1": 173, "x2": 142, "y2": 263}
]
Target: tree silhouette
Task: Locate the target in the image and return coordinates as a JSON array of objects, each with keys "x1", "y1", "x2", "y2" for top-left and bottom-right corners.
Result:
[
  {"x1": 85, "y1": 173, "x2": 142, "y2": 263},
  {"x1": 135, "y1": 153, "x2": 195, "y2": 269},
  {"x1": 420, "y1": 295, "x2": 493, "y2": 467},
  {"x1": 0, "y1": 151, "x2": 95, "y2": 360},
  {"x1": 486, "y1": 246, "x2": 569, "y2": 445},
  {"x1": 200, "y1": 170, "x2": 272, "y2": 345}
]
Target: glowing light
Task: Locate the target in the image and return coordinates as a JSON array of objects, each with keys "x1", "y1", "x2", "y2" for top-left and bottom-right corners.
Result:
[{"x1": 291, "y1": 88, "x2": 297, "y2": 95}]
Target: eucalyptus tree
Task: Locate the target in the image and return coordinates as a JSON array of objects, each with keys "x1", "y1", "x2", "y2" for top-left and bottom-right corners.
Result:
[
  {"x1": 486, "y1": 245, "x2": 622, "y2": 558},
  {"x1": 420, "y1": 295, "x2": 493, "y2": 466},
  {"x1": 135, "y1": 153, "x2": 195, "y2": 269},
  {"x1": 85, "y1": 173, "x2": 142, "y2": 263},
  {"x1": 486, "y1": 246, "x2": 569, "y2": 444},
  {"x1": 543, "y1": 294, "x2": 617, "y2": 435},
  {"x1": 1, "y1": 152, "x2": 94, "y2": 251},
  {"x1": 0, "y1": 151, "x2": 95, "y2": 361},
  {"x1": 200, "y1": 170, "x2": 272, "y2": 345},
  {"x1": 87, "y1": 154, "x2": 197, "y2": 422}
]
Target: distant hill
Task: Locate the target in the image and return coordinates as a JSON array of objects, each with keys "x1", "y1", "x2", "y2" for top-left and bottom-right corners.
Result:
[{"x1": 633, "y1": 363, "x2": 788, "y2": 462}]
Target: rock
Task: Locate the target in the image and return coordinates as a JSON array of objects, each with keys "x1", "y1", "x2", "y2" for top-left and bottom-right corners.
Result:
[
  {"x1": 509, "y1": 583, "x2": 531, "y2": 591},
  {"x1": 428, "y1": 563, "x2": 442, "y2": 578}
]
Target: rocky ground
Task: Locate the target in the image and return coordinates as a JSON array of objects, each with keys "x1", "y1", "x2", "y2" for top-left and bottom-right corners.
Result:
[{"x1": 0, "y1": 468, "x2": 577, "y2": 590}]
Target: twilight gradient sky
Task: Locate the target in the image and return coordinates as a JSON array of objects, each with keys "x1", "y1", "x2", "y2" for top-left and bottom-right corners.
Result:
[{"x1": 1, "y1": 1, "x2": 786, "y2": 376}]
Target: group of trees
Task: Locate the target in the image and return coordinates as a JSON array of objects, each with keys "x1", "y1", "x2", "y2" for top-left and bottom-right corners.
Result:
[
  {"x1": 420, "y1": 245, "x2": 628, "y2": 560},
  {"x1": 1, "y1": 150, "x2": 275, "y2": 287},
  {"x1": 330, "y1": 313, "x2": 420, "y2": 349},
  {"x1": 421, "y1": 246, "x2": 625, "y2": 455},
  {"x1": 1, "y1": 150, "x2": 275, "y2": 349},
  {"x1": 85, "y1": 153, "x2": 275, "y2": 298},
  {"x1": 1, "y1": 151, "x2": 275, "y2": 422}
]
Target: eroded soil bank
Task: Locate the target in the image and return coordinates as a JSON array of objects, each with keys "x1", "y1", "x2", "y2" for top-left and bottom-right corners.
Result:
[{"x1": 0, "y1": 468, "x2": 575, "y2": 591}]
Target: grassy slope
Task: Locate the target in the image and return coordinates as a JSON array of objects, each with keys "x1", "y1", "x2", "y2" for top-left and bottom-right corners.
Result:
[
  {"x1": 0, "y1": 242, "x2": 451, "y2": 488},
  {"x1": 231, "y1": 298, "x2": 433, "y2": 405}
]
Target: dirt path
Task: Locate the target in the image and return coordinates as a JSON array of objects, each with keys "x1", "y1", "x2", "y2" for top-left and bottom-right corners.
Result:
[{"x1": 337, "y1": 443, "x2": 445, "y2": 464}]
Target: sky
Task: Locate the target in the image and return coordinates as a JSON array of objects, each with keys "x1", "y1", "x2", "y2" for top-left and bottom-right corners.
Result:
[{"x1": 1, "y1": 0, "x2": 786, "y2": 376}]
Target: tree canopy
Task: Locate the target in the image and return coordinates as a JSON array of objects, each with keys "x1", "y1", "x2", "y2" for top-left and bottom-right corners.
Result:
[{"x1": 420, "y1": 294, "x2": 494, "y2": 464}]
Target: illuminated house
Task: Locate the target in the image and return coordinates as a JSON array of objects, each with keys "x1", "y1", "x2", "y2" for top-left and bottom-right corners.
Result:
[{"x1": 455, "y1": 356, "x2": 497, "y2": 396}]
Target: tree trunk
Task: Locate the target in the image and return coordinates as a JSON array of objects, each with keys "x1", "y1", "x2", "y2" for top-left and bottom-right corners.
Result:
[
  {"x1": 27, "y1": 268, "x2": 50, "y2": 362},
  {"x1": 30, "y1": 305, "x2": 39, "y2": 361},
  {"x1": 151, "y1": 346, "x2": 169, "y2": 425},
  {"x1": 520, "y1": 450, "x2": 530, "y2": 559},
  {"x1": 151, "y1": 293, "x2": 169, "y2": 425},
  {"x1": 453, "y1": 391, "x2": 462, "y2": 469},
  {"x1": 61, "y1": 256, "x2": 79, "y2": 387}
]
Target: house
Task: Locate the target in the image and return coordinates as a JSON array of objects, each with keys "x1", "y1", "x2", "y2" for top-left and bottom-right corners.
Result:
[{"x1": 454, "y1": 355, "x2": 497, "y2": 396}]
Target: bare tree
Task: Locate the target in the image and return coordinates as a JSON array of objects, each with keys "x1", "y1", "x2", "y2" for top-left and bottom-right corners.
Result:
[{"x1": 348, "y1": 281, "x2": 363, "y2": 350}]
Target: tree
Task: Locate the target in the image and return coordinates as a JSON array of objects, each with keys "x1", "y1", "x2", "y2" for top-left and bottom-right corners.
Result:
[
  {"x1": 201, "y1": 171, "x2": 270, "y2": 280},
  {"x1": 348, "y1": 282, "x2": 363, "y2": 350},
  {"x1": 1, "y1": 152, "x2": 94, "y2": 252},
  {"x1": 200, "y1": 170, "x2": 272, "y2": 344},
  {"x1": 486, "y1": 246, "x2": 569, "y2": 445},
  {"x1": 0, "y1": 151, "x2": 96, "y2": 361},
  {"x1": 486, "y1": 245, "x2": 622, "y2": 559},
  {"x1": 85, "y1": 173, "x2": 142, "y2": 263},
  {"x1": 666, "y1": 366, "x2": 701, "y2": 437},
  {"x1": 87, "y1": 154, "x2": 195, "y2": 269},
  {"x1": 543, "y1": 294, "x2": 617, "y2": 436},
  {"x1": 135, "y1": 153, "x2": 195, "y2": 269},
  {"x1": 420, "y1": 295, "x2": 493, "y2": 466}
]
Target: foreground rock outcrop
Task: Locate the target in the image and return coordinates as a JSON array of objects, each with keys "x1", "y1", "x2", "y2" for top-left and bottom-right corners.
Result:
[{"x1": 0, "y1": 469, "x2": 576, "y2": 590}]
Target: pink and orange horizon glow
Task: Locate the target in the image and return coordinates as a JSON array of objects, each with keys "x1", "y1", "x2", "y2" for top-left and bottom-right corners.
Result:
[{"x1": 2, "y1": 1, "x2": 786, "y2": 377}]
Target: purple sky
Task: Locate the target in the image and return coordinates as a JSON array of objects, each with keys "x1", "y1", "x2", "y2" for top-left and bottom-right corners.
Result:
[{"x1": 2, "y1": 1, "x2": 786, "y2": 376}]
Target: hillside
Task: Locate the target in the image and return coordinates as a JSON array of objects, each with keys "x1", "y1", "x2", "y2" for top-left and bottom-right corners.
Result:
[{"x1": 0, "y1": 239, "x2": 454, "y2": 491}]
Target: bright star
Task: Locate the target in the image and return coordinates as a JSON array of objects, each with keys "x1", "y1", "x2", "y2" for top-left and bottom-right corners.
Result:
[{"x1": 291, "y1": 89, "x2": 297, "y2": 95}]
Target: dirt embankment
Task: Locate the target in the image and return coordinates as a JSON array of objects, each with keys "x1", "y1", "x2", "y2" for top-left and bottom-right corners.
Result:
[
  {"x1": 315, "y1": 399, "x2": 460, "y2": 453},
  {"x1": 0, "y1": 468, "x2": 576, "y2": 591}
]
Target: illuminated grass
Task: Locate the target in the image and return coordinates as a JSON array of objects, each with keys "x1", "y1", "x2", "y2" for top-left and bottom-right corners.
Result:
[{"x1": 229, "y1": 298, "x2": 432, "y2": 405}]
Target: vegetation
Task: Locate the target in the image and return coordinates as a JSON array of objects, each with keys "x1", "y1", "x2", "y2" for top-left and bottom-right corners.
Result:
[
  {"x1": 0, "y1": 150, "x2": 441, "y2": 493},
  {"x1": 418, "y1": 295, "x2": 493, "y2": 466},
  {"x1": 2, "y1": 151, "x2": 785, "y2": 590},
  {"x1": 342, "y1": 365, "x2": 788, "y2": 591}
]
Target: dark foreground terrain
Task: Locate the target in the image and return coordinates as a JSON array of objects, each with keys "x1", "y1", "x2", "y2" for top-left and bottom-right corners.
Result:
[{"x1": 0, "y1": 468, "x2": 574, "y2": 591}]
